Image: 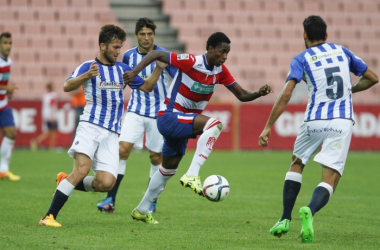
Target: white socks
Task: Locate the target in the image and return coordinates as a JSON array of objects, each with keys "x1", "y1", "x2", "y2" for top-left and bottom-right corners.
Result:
[
  {"x1": 0, "y1": 137, "x2": 15, "y2": 173},
  {"x1": 57, "y1": 179, "x2": 75, "y2": 196},
  {"x1": 285, "y1": 171, "x2": 302, "y2": 183},
  {"x1": 150, "y1": 163, "x2": 161, "y2": 178},
  {"x1": 186, "y1": 118, "x2": 222, "y2": 177},
  {"x1": 118, "y1": 159, "x2": 127, "y2": 175},
  {"x1": 137, "y1": 166, "x2": 176, "y2": 214},
  {"x1": 83, "y1": 176, "x2": 95, "y2": 191}
]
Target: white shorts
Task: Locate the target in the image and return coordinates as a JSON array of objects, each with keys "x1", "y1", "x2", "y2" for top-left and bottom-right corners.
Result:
[
  {"x1": 119, "y1": 112, "x2": 164, "y2": 153},
  {"x1": 293, "y1": 119, "x2": 353, "y2": 176},
  {"x1": 68, "y1": 122, "x2": 119, "y2": 178}
]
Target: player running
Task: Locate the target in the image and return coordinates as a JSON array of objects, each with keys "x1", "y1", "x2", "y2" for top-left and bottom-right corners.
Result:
[
  {"x1": 259, "y1": 15, "x2": 378, "y2": 243},
  {"x1": 124, "y1": 32, "x2": 273, "y2": 224}
]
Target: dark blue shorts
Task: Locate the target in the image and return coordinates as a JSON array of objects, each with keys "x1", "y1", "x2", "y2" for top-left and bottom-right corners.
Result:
[
  {"x1": 0, "y1": 106, "x2": 15, "y2": 128},
  {"x1": 46, "y1": 121, "x2": 58, "y2": 130},
  {"x1": 157, "y1": 112, "x2": 197, "y2": 157}
]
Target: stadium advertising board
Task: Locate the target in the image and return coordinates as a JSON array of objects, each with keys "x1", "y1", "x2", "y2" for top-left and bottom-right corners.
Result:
[
  {"x1": 5, "y1": 101, "x2": 380, "y2": 150},
  {"x1": 240, "y1": 104, "x2": 380, "y2": 150}
]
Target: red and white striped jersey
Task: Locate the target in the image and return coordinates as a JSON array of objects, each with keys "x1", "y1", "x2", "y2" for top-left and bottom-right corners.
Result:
[
  {"x1": 159, "y1": 52, "x2": 236, "y2": 115},
  {"x1": 0, "y1": 55, "x2": 11, "y2": 110}
]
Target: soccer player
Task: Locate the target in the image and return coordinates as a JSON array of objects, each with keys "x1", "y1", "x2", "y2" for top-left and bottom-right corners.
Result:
[
  {"x1": 38, "y1": 24, "x2": 166, "y2": 227},
  {"x1": 97, "y1": 18, "x2": 177, "y2": 214},
  {"x1": 124, "y1": 32, "x2": 273, "y2": 224},
  {"x1": 0, "y1": 32, "x2": 20, "y2": 181},
  {"x1": 30, "y1": 82, "x2": 58, "y2": 151},
  {"x1": 258, "y1": 15, "x2": 378, "y2": 243}
]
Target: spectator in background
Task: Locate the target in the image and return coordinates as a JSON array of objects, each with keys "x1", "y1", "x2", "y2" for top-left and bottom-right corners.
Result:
[
  {"x1": 70, "y1": 87, "x2": 86, "y2": 138},
  {"x1": 30, "y1": 82, "x2": 58, "y2": 151},
  {"x1": 0, "y1": 32, "x2": 20, "y2": 182}
]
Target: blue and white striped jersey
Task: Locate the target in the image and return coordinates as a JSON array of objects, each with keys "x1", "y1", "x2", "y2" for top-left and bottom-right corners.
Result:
[
  {"x1": 68, "y1": 59, "x2": 145, "y2": 134},
  {"x1": 287, "y1": 42, "x2": 367, "y2": 122},
  {"x1": 122, "y1": 45, "x2": 178, "y2": 118}
]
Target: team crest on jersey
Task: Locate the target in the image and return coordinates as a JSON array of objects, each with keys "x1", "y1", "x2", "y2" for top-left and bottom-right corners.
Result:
[{"x1": 177, "y1": 54, "x2": 190, "y2": 60}]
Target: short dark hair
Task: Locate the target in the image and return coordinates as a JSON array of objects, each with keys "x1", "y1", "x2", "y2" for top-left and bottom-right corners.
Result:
[
  {"x1": 206, "y1": 32, "x2": 231, "y2": 51},
  {"x1": 0, "y1": 32, "x2": 11, "y2": 41},
  {"x1": 99, "y1": 24, "x2": 127, "y2": 46},
  {"x1": 303, "y1": 15, "x2": 327, "y2": 42},
  {"x1": 135, "y1": 17, "x2": 156, "y2": 35}
]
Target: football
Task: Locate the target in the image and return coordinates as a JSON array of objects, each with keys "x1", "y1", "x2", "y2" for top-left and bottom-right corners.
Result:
[{"x1": 202, "y1": 175, "x2": 230, "y2": 202}]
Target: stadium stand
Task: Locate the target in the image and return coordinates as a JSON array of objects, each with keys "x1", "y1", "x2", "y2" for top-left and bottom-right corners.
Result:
[
  {"x1": 0, "y1": 0, "x2": 378, "y2": 103},
  {"x1": 159, "y1": 0, "x2": 380, "y2": 103},
  {"x1": 1, "y1": 0, "x2": 129, "y2": 99}
]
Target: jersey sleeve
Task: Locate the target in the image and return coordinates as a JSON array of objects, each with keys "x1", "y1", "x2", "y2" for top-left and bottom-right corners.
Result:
[
  {"x1": 286, "y1": 56, "x2": 304, "y2": 84},
  {"x1": 342, "y1": 47, "x2": 367, "y2": 76},
  {"x1": 166, "y1": 64, "x2": 179, "y2": 78},
  {"x1": 220, "y1": 65, "x2": 237, "y2": 88},
  {"x1": 67, "y1": 61, "x2": 92, "y2": 81},
  {"x1": 168, "y1": 52, "x2": 196, "y2": 73},
  {"x1": 122, "y1": 64, "x2": 145, "y2": 89}
]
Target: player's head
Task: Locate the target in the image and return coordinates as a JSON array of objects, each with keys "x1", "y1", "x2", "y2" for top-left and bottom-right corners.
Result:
[
  {"x1": 98, "y1": 24, "x2": 127, "y2": 64},
  {"x1": 303, "y1": 15, "x2": 327, "y2": 48},
  {"x1": 46, "y1": 82, "x2": 54, "y2": 91},
  {"x1": 135, "y1": 17, "x2": 156, "y2": 53},
  {"x1": 0, "y1": 32, "x2": 12, "y2": 59},
  {"x1": 205, "y1": 32, "x2": 231, "y2": 67}
]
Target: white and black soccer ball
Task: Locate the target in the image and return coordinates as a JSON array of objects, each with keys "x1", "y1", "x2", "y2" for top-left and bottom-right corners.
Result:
[{"x1": 202, "y1": 175, "x2": 230, "y2": 202}]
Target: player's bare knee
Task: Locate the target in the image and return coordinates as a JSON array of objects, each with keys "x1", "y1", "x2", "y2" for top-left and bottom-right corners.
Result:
[
  {"x1": 119, "y1": 146, "x2": 131, "y2": 160},
  {"x1": 149, "y1": 152, "x2": 162, "y2": 165}
]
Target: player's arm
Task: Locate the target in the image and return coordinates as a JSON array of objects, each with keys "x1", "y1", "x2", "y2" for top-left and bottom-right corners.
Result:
[
  {"x1": 124, "y1": 51, "x2": 168, "y2": 84},
  {"x1": 0, "y1": 83, "x2": 17, "y2": 94},
  {"x1": 352, "y1": 67, "x2": 378, "y2": 93},
  {"x1": 137, "y1": 61, "x2": 167, "y2": 93},
  {"x1": 259, "y1": 79, "x2": 296, "y2": 147},
  {"x1": 228, "y1": 84, "x2": 272, "y2": 102},
  {"x1": 64, "y1": 61, "x2": 98, "y2": 92}
]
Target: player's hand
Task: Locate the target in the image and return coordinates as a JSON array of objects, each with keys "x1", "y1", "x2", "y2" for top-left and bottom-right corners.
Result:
[
  {"x1": 123, "y1": 70, "x2": 137, "y2": 84},
  {"x1": 258, "y1": 84, "x2": 273, "y2": 97},
  {"x1": 87, "y1": 61, "x2": 99, "y2": 79},
  {"x1": 258, "y1": 127, "x2": 271, "y2": 147},
  {"x1": 6, "y1": 84, "x2": 18, "y2": 99},
  {"x1": 155, "y1": 60, "x2": 167, "y2": 69}
]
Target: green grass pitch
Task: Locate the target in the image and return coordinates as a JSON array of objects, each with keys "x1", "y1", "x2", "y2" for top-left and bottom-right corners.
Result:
[{"x1": 1, "y1": 149, "x2": 379, "y2": 249}]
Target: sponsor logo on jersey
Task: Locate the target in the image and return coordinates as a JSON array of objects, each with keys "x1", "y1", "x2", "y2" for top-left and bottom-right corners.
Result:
[
  {"x1": 99, "y1": 81, "x2": 123, "y2": 90},
  {"x1": 177, "y1": 54, "x2": 190, "y2": 60},
  {"x1": 309, "y1": 51, "x2": 343, "y2": 63},
  {"x1": 306, "y1": 126, "x2": 342, "y2": 136},
  {"x1": 191, "y1": 81, "x2": 216, "y2": 94}
]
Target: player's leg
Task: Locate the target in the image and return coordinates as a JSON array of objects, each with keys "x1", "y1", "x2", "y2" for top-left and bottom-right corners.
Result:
[
  {"x1": 0, "y1": 107, "x2": 19, "y2": 181},
  {"x1": 97, "y1": 112, "x2": 143, "y2": 212},
  {"x1": 39, "y1": 153, "x2": 92, "y2": 227},
  {"x1": 300, "y1": 119, "x2": 352, "y2": 243},
  {"x1": 270, "y1": 121, "x2": 321, "y2": 237},
  {"x1": 180, "y1": 115, "x2": 223, "y2": 194},
  {"x1": 145, "y1": 117, "x2": 164, "y2": 212},
  {"x1": 48, "y1": 122, "x2": 58, "y2": 151},
  {"x1": 132, "y1": 154, "x2": 181, "y2": 224}
]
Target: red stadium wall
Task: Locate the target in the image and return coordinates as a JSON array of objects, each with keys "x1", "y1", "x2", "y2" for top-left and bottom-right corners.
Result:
[{"x1": 4, "y1": 101, "x2": 380, "y2": 151}]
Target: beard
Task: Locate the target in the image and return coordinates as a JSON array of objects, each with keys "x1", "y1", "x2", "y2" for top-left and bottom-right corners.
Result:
[{"x1": 103, "y1": 51, "x2": 116, "y2": 65}]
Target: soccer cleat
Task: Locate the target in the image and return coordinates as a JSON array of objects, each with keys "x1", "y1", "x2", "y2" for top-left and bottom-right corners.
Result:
[
  {"x1": 131, "y1": 208, "x2": 158, "y2": 224},
  {"x1": 97, "y1": 197, "x2": 115, "y2": 213},
  {"x1": 299, "y1": 206, "x2": 314, "y2": 243},
  {"x1": 52, "y1": 172, "x2": 68, "y2": 198},
  {"x1": 269, "y1": 219, "x2": 290, "y2": 238},
  {"x1": 149, "y1": 200, "x2": 157, "y2": 213},
  {"x1": 179, "y1": 174, "x2": 204, "y2": 196},
  {"x1": 0, "y1": 171, "x2": 20, "y2": 181},
  {"x1": 38, "y1": 214, "x2": 62, "y2": 227}
]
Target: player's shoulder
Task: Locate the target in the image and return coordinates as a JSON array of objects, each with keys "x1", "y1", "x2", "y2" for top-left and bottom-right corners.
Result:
[
  {"x1": 154, "y1": 45, "x2": 169, "y2": 52},
  {"x1": 123, "y1": 47, "x2": 137, "y2": 57},
  {"x1": 116, "y1": 61, "x2": 132, "y2": 71}
]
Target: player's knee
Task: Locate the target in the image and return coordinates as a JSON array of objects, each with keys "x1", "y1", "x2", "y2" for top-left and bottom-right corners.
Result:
[
  {"x1": 119, "y1": 145, "x2": 131, "y2": 160},
  {"x1": 149, "y1": 152, "x2": 162, "y2": 165},
  {"x1": 4, "y1": 129, "x2": 17, "y2": 140}
]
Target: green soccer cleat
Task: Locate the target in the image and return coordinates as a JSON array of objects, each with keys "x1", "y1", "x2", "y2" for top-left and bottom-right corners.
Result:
[
  {"x1": 299, "y1": 206, "x2": 314, "y2": 243},
  {"x1": 270, "y1": 219, "x2": 290, "y2": 238},
  {"x1": 131, "y1": 208, "x2": 158, "y2": 224},
  {"x1": 179, "y1": 174, "x2": 204, "y2": 196}
]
